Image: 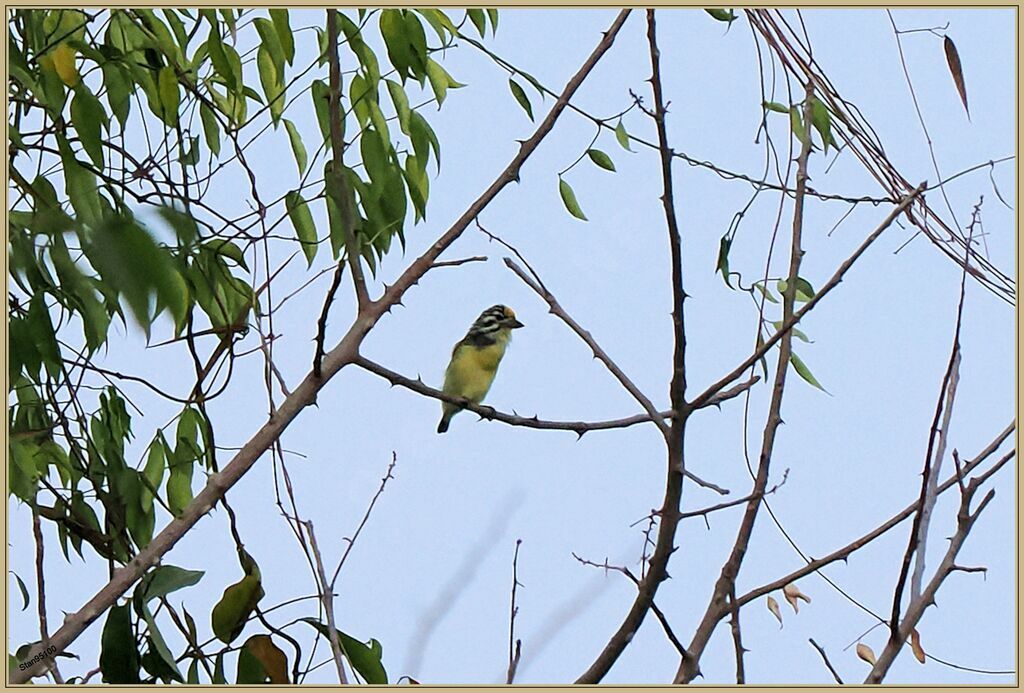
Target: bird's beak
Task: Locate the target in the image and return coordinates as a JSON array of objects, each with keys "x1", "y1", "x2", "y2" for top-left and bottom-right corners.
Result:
[{"x1": 510, "y1": 319, "x2": 524, "y2": 329}]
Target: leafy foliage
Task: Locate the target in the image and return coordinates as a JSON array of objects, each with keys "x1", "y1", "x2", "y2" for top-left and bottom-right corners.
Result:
[{"x1": 8, "y1": 7, "x2": 476, "y2": 682}]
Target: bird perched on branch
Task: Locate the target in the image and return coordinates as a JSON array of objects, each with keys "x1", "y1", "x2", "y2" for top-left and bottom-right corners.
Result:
[{"x1": 437, "y1": 305, "x2": 524, "y2": 433}]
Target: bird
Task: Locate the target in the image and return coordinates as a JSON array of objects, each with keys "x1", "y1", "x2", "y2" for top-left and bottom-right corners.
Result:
[{"x1": 437, "y1": 304, "x2": 524, "y2": 433}]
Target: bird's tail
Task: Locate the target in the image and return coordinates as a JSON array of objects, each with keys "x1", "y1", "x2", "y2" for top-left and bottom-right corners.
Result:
[{"x1": 437, "y1": 406, "x2": 454, "y2": 434}]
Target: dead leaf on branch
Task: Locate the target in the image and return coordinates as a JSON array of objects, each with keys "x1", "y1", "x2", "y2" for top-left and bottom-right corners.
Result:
[{"x1": 943, "y1": 35, "x2": 970, "y2": 119}]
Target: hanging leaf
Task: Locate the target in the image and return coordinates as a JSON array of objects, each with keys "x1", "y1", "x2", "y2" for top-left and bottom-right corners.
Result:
[
  {"x1": 157, "y1": 66, "x2": 180, "y2": 127},
  {"x1": 282, "y1": 119, "x2": 308, "y2": 175},
  {"x1": 302, "y1": 619, "x2": 388, "y2": 684},
  {"x1": 100, "y1": 604, "x2": 140, "y2": 683},
  {"x1": 766, "y1": 595, "x2": 783, "y2": 629},
  {"x1": 286, "y1": 191, "x2": 317, "y2": 268},
  {"x1": 70, "y1": 84, "x2": 106, "y2": 168},
  {"x1": 910, "y1": 628, "x2": 926, "y2": 664},
  {"x1": 615, "y1": 120, "x2": 633, "y2": 152},
  {"x1": 856, "y1": 642, "x2": 877, "y2": 665},
  {"x1": 763, "y1": 100, "x2": 789, "y2": 113},
  {"x1": 705, "y1": 9, "x2": 737, "y2": 24},
  {"x1": 789, "y1": 351, "x2": 827, "y2": 392},
  {"x1": 809, "y1": 97, "x2": 834, "y2": 153},
  {"x1": 716, "y1": 235, "x2": 732, "y2": 286},
  {"x1": 558, "y1": 177, "x2": 587, "y2": 221},
  {"x1": 783, "y1": 582, "x2": 811, "y2": 613},
  {"x1": 466, "y1": 9, "x2": 487, "y2": 37},
  {"x1": 586, "y1": 148, "x2": 615, "y2": 172},
  {"x1": 943, "y1": 36, "x2": 969, "y2": 119},
  {"x1": 754, "y1": 281, "x2": 778, "y2": 304},
  {"x1": 211, "y1": 574, "x2": 263, "y2": 644},
  {"x1": 789, "y1": 105, "x2": 809, "y2": 147},
  {"x1": 508, "y1": 78, "x2": 533, "y2": 121},
  {"x1": 243, "y1": 635, "x2": 289, "y2": 684},
  {"x1": 12, "y1": 572, "x2": 30, "y2": 611}
]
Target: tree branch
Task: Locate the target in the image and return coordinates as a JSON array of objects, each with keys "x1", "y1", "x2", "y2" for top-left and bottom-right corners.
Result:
[{"x1": 675, "y1": 80, "x2": 816, "y2": 685}]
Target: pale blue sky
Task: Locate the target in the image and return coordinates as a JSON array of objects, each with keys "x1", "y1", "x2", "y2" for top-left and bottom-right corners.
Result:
[{"x1": 10, "y1": 7, "x2": 1016, "y2": 685}]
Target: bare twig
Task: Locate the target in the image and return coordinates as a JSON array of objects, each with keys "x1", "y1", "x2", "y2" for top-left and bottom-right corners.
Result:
[
  {"x1": 808, "y1": 638, "x2": 844, "y2": 684},
  {"x1": 727, "y1": 588, "x2": 746, "y2": 684},
  {"x1": 506, "y1": 539, "x2": 524, "y2": 684},
  {"x1": 313, "y1": 261, "x2": 345, "y2": 380},
  {"x1": 890, "y1": 195, "x2": 972, "y2": 641},
  {"x1": 329, "y1": 453, "x2": 397, "y2": 587},
  {"x1": 304, "y1": 520, "x2": 348, "y2": 684}
]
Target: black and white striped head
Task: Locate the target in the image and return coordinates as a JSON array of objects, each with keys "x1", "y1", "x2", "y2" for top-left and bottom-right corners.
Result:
[{"x1": 465, "y1": 304, "x2": 524, "y2": 341}]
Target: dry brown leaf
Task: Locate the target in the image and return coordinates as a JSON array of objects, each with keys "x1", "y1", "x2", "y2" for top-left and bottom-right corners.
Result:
[
  {"x1": 767, "y1": 595, "x2": 783, "y2": 628},
  {"x1": 910, "y1": 628, "x2": 926, "y2": 664},
  {"x1": 856, "y1": 642, "x2": 877, "y2": 666},
  {"x1": 244, "y1": 634, "x2": 289, "y2": 684},
  {"x1": 943, "y1": 35, "x2": 970, "y2": 119},
  {"x1": 783, "y1": 582, "x2": 812, "y2": 613}
]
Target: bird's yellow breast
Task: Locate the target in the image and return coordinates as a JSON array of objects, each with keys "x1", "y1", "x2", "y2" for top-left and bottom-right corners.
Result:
[{"x1": 444, "y1": 336, "x2": 510, "y2": 404}]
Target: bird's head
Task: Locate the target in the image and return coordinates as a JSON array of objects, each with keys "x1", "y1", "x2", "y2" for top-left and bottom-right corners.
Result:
[{"x1": 469, "y1": 304, "x2": 524, "y2": 339}]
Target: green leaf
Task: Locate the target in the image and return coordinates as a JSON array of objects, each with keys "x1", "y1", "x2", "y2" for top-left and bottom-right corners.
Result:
[
  {"x1": 157, "y1": 66, "x2": 179, "y2": 126},
  {"x1": 256, "y1": 45, "x2": 284, "y2": 125},
  {"x1": 386, "y1": 79, "x2": 411, "y2": 133},
  {"x1": 139, "y1": 604, "x2": 183, "y2": 682},
  {"x1": 466, "y1": 9, "x2": 487, "y2": 37},
  {"x1": 754, "y1": 280, "x2": 778, "y2": 304},
  {"x1": 199, "y1": 103, "x2": 221, "y2": 156},
  {"x1": 269, "y1": 9, "x2": 294, "y2": 65},
  {"x1": 12, "y1": 571, "x2": 30, "y2": 611},
  {"x1": 285, "y1": 191, "x2": 318, "y2": 266},
  {"x1": 141, "y1": 565, "x2": 204, "y2": 602},
  {"x1": 776, "y1": 277, "x2": 815, "y2": 302},
  {"x1": 716, "y1": 235, "x2": 732, "y2": 287},
  {"x1": 615, "y1": 120, "x2": 633, "y2": 152},
  {"x1": 487, "y1": 8, "x2": 499, "y2": 34},
  {"x1": 302, "y1": 620, "x2": 388, "y2": 684},
  {"x1": 283, "y1": 119, "x2": 308, "y2": 175},
  {"x1": 508, "y1": 78, "x2": 533, "y2": 121},
  {"x1": 789, "y1": 105, "x2": 809, "y2": 147},
  {"x1": 70, "y1": 83, "x2": 106, "y2": 168},
  {"x1": 254, "y1": 17, "x2": 286, "y2": 77},
  {"x1": 100, "y1": 604, "x2": 140, "y2": 683},
  {"x1": 211, "y1": 574, "x2": 263, "y2": 644},
  {"x1": 425, "y1": 58, "x2": 462, "y2": 107},
  {"x1": 166, "y1": 452, "x2": 194, "y2": 516},
  {"x1": 141, "y1": 439, "x2": 165, "y2": 512},
  {"x1": 810, "y1": 96, "x2": 833, "y2": 153},
  {"x1": 789, "y1": 351, "x2": 827, "y2": 392},
  {"x1": 558, "y1": 177, "x2": 587, "y2": 221},
  {"x1": 409, "y1": 110, "x2": 440, "y2": 172},
  {"x1": 763, "y1": 100, "x2": 788, "y2": 114},
  {"x1": 311, "y1": 79, "x2": 331, "y2": 142},
  {"x1": 771, "y1": 320, "x2": 812, "y2": 343},
  {"x1": 705, "y1": 8, "x2": 737, "y2": 24},
  {"x1": 58, "y1": 138, "x2": 101, "y2": 227},
  {"x1": 586, "y1": 148, "x2": 615, "y2": 172}
]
